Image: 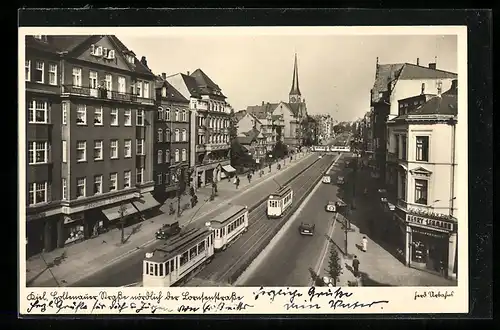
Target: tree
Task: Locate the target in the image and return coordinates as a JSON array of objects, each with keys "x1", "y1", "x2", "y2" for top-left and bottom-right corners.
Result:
[
  {"x1": 272, "y1": 140, "x2": 288, "y2": 159},
  {"x1": 230, "y1": 138, "x2": 254, "y2": 168},
  {"x1": 118, "y1": 204, "x2": 128, "y2": 244},
  {"x1": 327, "y1": 245, "x2": 343, "y2": 286}
]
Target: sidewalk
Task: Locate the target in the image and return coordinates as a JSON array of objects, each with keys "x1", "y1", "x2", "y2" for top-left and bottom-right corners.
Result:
[
  {"x1": 26, "y1": 151, "x2": 313, "y2": 287},
  {"x1": 337, "y1": 164, "x2": 457, "y2": 287}
]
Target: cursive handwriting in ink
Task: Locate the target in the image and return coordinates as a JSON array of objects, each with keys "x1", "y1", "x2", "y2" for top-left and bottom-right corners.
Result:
[
  {"x1": 308, "y1": 286, "x2": 352, "y2": 303},
  {"x1": 328, "y1": 299, "x2": 389, "y2": 310},
  {"x1": 283, "y1": 302, "x2": 321, "y2": 311},
  {"x1": 27, "y1": 299, "x2": 47, "y2": 313},
  {"x1": 202, "y1": 301, "x2": 254, "y2": 313},
  {"x1": 253, "y1": 287, "x2": 303, "y2": 304},
  {"x1": 26, "y1": 291, "x2": 48, "y2": 302},
  {"x1": 414, "y1": 290, "x2": 427, "y2": 300},
  {"x1": 428, "y1": 290, "x2": 454, "y2": 300},
  {"x1": 91, "y1": 300, "x2": 107, "y2": 313},
  {"x1": 178, "y1": 304, "x2": 200, "y2": 312}
]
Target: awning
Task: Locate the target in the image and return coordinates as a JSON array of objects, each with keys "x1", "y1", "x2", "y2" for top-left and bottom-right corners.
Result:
[
  {"x1": 132, "y1": 192, "x2": 160, "y2": 212},
  {"x1": 222, "y1": 165, "x2": 236, "y2": 173},
  {"x1": 101, "y1": 202, "x2": 138, "y2": 221}
]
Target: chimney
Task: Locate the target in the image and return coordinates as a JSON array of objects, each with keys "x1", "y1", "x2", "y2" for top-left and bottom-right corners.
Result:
[
  {"x1": 451, "y1": 79, "x2": 458, "y2": 90},
  {"x1": 428, "y1": 63, "x2": 437, "y2": 70},
  {"x1": 187, "y1": 71, "x2": 190, "y2": 76},
  {"x1": 161, "y1": 72, "x2": 166, "y2": 80},
  {"x1": 375, "y1": 57, "x2": 379, "y2": 78},
  {"x1": 140, "y1": 56, "x2": 148, "y2": 68},
  {"x1": 416, "y1": 58, "x2": 420, "y2": 66},
  {"x1": 262, "y1": 101, "x2": 264, "y2": 106}
]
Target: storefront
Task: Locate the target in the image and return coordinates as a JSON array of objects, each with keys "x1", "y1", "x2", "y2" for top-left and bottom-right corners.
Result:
[
  {"x1": 26, "y1": 209, "x2": 61, "y2": 257},
  {"x1": 406, "y1": 213, "x2": 457, "y2": 279},
  {"x1": 62, "y1": 213, "x2": 85, "y2": 246},
  {"x1": 195, "y1": 161, "x2": 230, "y2": 189},
  {"x1": 221, "y1": 164, "x2": 236, "y2": 179}
]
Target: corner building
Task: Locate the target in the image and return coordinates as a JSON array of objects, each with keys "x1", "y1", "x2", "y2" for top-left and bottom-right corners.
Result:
[{"x1": 25, "y1": 35, "x2": 157, "y2": 257}]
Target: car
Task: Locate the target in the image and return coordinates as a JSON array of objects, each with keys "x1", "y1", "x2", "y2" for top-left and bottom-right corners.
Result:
[
  {"x1": 299, "y1": 222, "x2": 315, "y2": 236},
  {"x1": 337, "y1": 176, "x2": 345, "y2": 185},
  {"x1": 155, "y1": 220, "x2": 181, "y2": 240},
  {"x1": 325, "y1": 201, "x2": 336, "y2": 212},
  {"x1": 322, "y1": 175, "x2": 331, "y2": 184}
]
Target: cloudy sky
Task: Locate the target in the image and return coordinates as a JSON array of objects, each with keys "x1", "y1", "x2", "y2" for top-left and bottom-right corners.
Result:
[{"x1": 116, "y1": 32, "x2": 457, "y2": 122}]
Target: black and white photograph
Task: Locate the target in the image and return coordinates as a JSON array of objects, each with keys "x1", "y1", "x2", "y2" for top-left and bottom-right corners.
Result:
[{"x1": 19, "y1": 25, "x2": 469, "y2": 315}]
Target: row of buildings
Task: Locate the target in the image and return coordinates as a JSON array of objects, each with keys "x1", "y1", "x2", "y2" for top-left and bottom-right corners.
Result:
[
  {"x1": 360, "y1": 57, "x2": 459, "y2": 279},
  {"x1": 311, "y1": 114, "x2": 336, "y2": 143},
  {"x1": 24, "y1": 35, "x2": 313, "y2": 257}
]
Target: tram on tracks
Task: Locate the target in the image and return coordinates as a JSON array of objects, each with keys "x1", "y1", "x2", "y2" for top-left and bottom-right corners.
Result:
[
  {"x1": 142, "y1": 204, "x2": 248, "y2": 287},
  {"x1": 267, "y1": 185, "x2": 294, "y2": 218}
]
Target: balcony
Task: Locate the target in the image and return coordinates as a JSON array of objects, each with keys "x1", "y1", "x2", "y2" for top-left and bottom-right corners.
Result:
[
  {"x1": 61, "y1": 85, "x2": 154, "y2": 105},
  {"x1": 196, "y1": 144, "x2": 206, "y2": 152},
  {"x1": 205, "y1": 143, "x2": 230, "y2": 152}
]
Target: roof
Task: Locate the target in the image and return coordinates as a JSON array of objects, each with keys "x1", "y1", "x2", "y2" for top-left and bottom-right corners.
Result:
[
  {"x1": 286, "y1": 102, "x2": 306, "y2": 116},
  {"x1": 246, "y1": 103, "x2": 279, "y2": 119},
  {"x1": 371, "y1": 63, "x2": 405, "y2": 103},
  {"x1": 26, "y1": 35, "x2": 153, "y2": 76},
  {"x1": 396, "y1": 94, "x2": 457, "y2": 120},
  {"x1": 234, "y1": 110, "x2": 247, "y2": 122},
  {"x1": 236, "y1": 136, "x2": 254, "y2": 145},
  {"x1": 190, "y1": 69, "x2": 226, "y2": 98},
  {"x1": 155, "y1": 76, "x2": 189, "y2": 103},
  {"x1": 398, "y1": 63, "x2": 457, "y2": 80},
  {"x1": 270, "y1": 185, "x2": 292, "y2": 198},
  {"x1": 209, "y1": 205, "x2": 248, "y2": 228}
]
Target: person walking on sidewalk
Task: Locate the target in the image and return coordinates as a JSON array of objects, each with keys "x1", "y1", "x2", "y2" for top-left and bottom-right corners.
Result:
[
  {"x1": 362, "y1": 236, "x2": 368, "y2": 252},
  {"x1": 247, "y1": 172, "x2": 252, "y2": 184},
  {"x1": 352, "y1": 255, "x2": 360, "y2": 278},
  {"x1": 235, "y1": 176, "x2": 240, "y2": 189}
]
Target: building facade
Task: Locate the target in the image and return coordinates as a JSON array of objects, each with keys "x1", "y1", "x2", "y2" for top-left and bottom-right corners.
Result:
[
  {"x1": 153, "y1": 75, "x2": 191, "y2": 202},
  {"x1": 165, "y1": 70, "x2": 231, "y2": 189},
  {"x1": 384, "y1": 79, "x2": 458, "y2": 279},
  {"x1": 236, "y1": 129, "x2": 267, "y2": 164},
  {"x1": 25, "y1": 35, "x2": 157, "y2": 257}
]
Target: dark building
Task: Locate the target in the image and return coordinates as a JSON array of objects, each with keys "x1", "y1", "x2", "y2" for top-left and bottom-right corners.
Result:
[
  {"x1": 25, "y1": 35, "x2": 157, "y2": 257},
  {"x1": 153, "y1": 74, "x2": 191, "y2": 202}
]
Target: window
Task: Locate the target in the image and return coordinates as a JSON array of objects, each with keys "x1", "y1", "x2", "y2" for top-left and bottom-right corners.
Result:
[
  {"x1": 394, "y1": 134, "x2": 399, "y2": 157},
  {"x1": 165, "y1": 108, "x2": 170, "y2": 121},
  {"x1": 76, "y1": 141, "x2": 86, "y2": 162},
  {"x1": 182, "y1": 148, "x2": 187, "y2": 162},
  {"x1": 25, "y1": 60, "x2": 30, "y2": 81},
  {"x1": 109, "y1": 173, "x2": 118, "y2": 191},
  {"x1": 76, "y1": 177, "x2": 86, "y2": 198},
  {"x1": 110, "y1": 108, "x2": 118, "y2": 126},
  {"x1": 28, "y1": 100, "x2": 48, "y2": 124},
  {"x1": 143, "y1": 82, "x2": 150, "y2": 99},
  {"x1": 162, "y1": 87, "x2": 167, "y2": 97},
  {"x1": 136, "y1": 167, "x2": 144, "y2": 184},
  {"x1": 72, "y1": 67, "x2": 82, "y2": 87},
  {"x1": 28, "y1": 141, "x2": 48, "y2": 164},
  {"x1": 62, "y1": 102, "x2": 68, "y2": 125},
  {"x1": 174, "y1": 110, "x2": 179, "y2": 121},
  {"x1": 76, "y1": 104, "x2": 87, "y2": 125},
  {"x1": 165, "y1": 150, "x2": 170, "y2": 163},
  {"x1": 414, "y1": 179, "x2": 428, "y2": 205},
  {"x1": 34, "y1": 61, "x2": 44, "y2": 83},
  {"x1": 89, "y1": 71, "x2": 98, "y2": 96},
  {"x1": 157, "y1": 129, "x2": 163, "y2": 142},
  {"x1": 401, "y1": 135, "x2": 407, "y2": 161},
  {"x1": 124, "y1": 109, "x2": 132, "y2": 126},
  {"x1": 175, "y1": 129, "x2": 180, "y2": 142},
  {"x1": 182, "y1": 129, "x2": 187, "y2": 142},
  {"x1": 157, "y1": 108, "x2": 163, "y2": 121},
  {"x1": 165, "y1": 129, "x2": 170, "y2": 142},
  {"x1": 157, "y1": 173, "x2": 163, "y2": 184},
  {"x1": 94, "y1": 107, "x2": 103, "y2": 125},
  {"x1": 124, "y1": 171, "x2": 131, "y2": 188},
  {"x1": 62, "y1": 140, "x2": 67, "y2": 163},
  {"x1": 136, "y1": 139, "x2": 144, "y2": 155},
  {"x1": 28, "y1": 182, "x2": 48, "y2": 205},
  {"x1": 136, "y1": 109, "x2": 145, "y2": 126},
  {"x1": 124, "y1": 139, "x2": 132, "y2": 158},
  {"x1": 136, "y1": 81, "x2": 142, "y2": 97},
  {"x1": 118, "y1": 76, "x2": 126, "y2": 94},
  {"x1": 157, "y1": 150, "x2": 163, "y2": 164},
  {"x1": 437, "y1": 81, "x2": 443, "y2": 94},
  {"x1": 415, "y1": 136, "x2": 429, "y2": 162},
  {"x1": 94, "y1": 175, "x2": 102, "y2": 195},
  {"x1": 108, "y1": 50, "x2": 115, "y2": 59},
  {"x1": 105, "y1": 74, "x2": 112, "y2": 94},
  {"x1": 94, "y1": 140, "x2": 103, "y2": 160},
  {"x1": 421, "y1": 83, "x2": 425, "y2": 94},
  {"x1": 62, "y1": 178, "x2": 67, "y2": 200},
  {"x1": 175, "y1": 149, "x2": 180, "y2": 162},
  {"x1": 47, "y1": 63, "x2": 57, "y2": 85},
  {"x1": 110, "y1": 140, "x2": 118, "y2": 159}
]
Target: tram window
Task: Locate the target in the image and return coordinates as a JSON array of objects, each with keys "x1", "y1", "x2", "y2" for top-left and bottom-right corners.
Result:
[
  {"x1": 216, "y1": 229, "x2": 219, "y2": 238},
  {"x1": 149, "y1": 263, "x2": 154, "y2": 276},
  {"x1": 154, "y1": 263, "x2": 158, "y2": 276},
  {"x1": 199, "y1": 241, "x2": 206, "y2": 253},
  {"x1": 222, "y1": 227, "x2": 225, "y2": 236},
  {"x1": 180, "y1": 251, "x2": 189, "y2": 266},
  {"x1": 165, "y1": 261, "x2": 170, "y2": 275},
  {"x1": 190, "y1": 246, "x2": 198, "y2": 259},
  {"x1": 159, "y1": 263, "x2": 164, "y2": 276},
  {"x1": 170, "y1": 260, "x2": 175, "y2": 272},
  {"x1": 145, "y1": 262, "x2": 149, "y2": 275}
]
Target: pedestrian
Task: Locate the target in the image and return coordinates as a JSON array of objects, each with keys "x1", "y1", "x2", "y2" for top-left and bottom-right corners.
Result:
[
  {"x1": 362, "y1": 236, "x2": 368, "y2": 252},
  {"x1": 269, "y1": 163, "x2": 272, "y2": 173},
  {"x1": 247, "y1": 172, "x2": 251, "y2": 183},
  {"x1": 236, "y1": 176, "x2": 240, "y2": 189},
  {"x1": 352, "y1": 255, "x2": 360, "y2": 278}
]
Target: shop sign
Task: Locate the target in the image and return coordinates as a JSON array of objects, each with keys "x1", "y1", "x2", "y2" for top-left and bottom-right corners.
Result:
[
  {"x1": 84, "y1": 194, "x2": 134, "y2": 210},
  {"x1": 406, "y1": 214, "x2": 454, "y2": 232}
]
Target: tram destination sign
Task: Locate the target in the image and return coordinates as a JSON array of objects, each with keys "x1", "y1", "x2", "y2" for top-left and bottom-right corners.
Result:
[{"x1": 406, "y1": 214, "x2": 455, "y2": 232}]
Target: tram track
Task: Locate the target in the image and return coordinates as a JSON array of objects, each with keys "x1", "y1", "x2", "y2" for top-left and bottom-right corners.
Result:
[{"x1": 187, "y1": 155, "x2": 337, "y2": 285}]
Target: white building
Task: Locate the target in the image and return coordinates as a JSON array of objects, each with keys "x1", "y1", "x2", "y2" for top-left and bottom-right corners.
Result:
[{"x1": 385, "y1": 79, "x2": 458, "y2": 280}]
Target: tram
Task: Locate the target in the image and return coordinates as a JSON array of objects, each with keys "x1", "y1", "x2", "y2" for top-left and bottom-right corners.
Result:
[
  {"x1": 205, "y1": 204, "x2": 249, "y2": 251},
  {"x1": 267, "y1": 185, "x2": 294, "y2": 218}
]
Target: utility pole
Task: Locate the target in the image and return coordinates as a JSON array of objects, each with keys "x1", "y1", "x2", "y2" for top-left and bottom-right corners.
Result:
[{"x1": 118, "y1": 203, "x2": 127, "y2": 244}]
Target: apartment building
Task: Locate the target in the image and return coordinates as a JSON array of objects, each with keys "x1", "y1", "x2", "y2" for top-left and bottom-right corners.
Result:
[
  {"x1": 165, "y1": 69, "x2": 232, "y2": 188},
  {"x1": 153, "y1": 75, "x2": 191, "y2": 202},
  {"x1": 25, "y1": 35, "x2": 157, "y2": 257},
  {"x1": 385, "y1": 79, "x2": 458, "y2": 279}
]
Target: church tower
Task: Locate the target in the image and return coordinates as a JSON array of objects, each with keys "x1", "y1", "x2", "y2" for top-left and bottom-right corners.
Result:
[{"x1": 289, "y1": 53, "x2": 302, "y2": 103}]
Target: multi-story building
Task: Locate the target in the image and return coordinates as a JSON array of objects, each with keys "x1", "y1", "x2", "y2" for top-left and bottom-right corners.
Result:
[
  {"x1": 165, "y1": 69, "x2": 232, "y2": 188},
  {"x1": 385, "y1": 79, "x2": 458, "y2": 279},
  {"x1": 244, "y1": 102, "x2": 285, "y2": 152},
  {"x1": 25, "y1": 35, "x2": 157, "y2": 257},
  {"x1": 312, "y1": 114, "x2": 334, "y2": 143},
  {"x1": 370, "y1": 57, "x2": 457, "y2": 185},
  {"x1": 361, "y1": 111, "x2": 373, "y2": 153},
  {"x1": 236, "y1": 129, "x2": 267, "y2": 164},
  {"x1": 234, "y1": 110, "x2": 261, "y2": 133},
  {"x1": 153, "y1": 74, "x2": 191, "y2": 203}
]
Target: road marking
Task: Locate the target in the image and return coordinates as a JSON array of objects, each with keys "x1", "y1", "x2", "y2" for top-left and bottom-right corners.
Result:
[
  {"x1": 234, "y1": 154, "x2": 343, "y2": 286},
  {"x1": 311, "y1": 213, "x2": 338, "y2": 287}
]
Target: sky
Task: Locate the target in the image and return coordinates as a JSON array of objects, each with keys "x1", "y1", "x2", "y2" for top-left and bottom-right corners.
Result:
[{"x1": 116, "y1": 33, "x2": 457, "y2": 122}]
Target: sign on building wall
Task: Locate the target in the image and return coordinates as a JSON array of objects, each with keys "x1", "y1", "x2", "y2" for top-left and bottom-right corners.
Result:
[{"x1": 406, "y1": 214, "x2": 455, "y2": 232}]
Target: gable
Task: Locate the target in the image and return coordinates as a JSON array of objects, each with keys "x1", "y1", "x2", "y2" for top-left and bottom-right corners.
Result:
[
  {"x1": 272, "y1": 102, "x2": 293, "y2": 118},
  {"x1": 72, "y1": 35, "x2": 133, "y2": 72},
  {"x1": 410, "y1": 166, "x2": 433, "y2": 176},
  {"x1": 165, "y1": 74, "x2": 192, "y2": 100}
]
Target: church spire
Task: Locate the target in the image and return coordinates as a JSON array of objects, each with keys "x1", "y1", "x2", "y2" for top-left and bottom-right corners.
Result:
[{"x1": 289, "y1": 53, "x2": 301, "y2": 103}]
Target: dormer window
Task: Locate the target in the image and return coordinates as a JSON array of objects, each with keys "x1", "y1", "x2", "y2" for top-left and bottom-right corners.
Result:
[
  {"x1": 108, "y1": 50, "x2": 115, "y2": 59},
  {"x1": 103, "y1": 48, "x2": 108, "y2": 58},
  {"x1": 127, "y1": 55, "x2": 135, "y2": 64}
]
